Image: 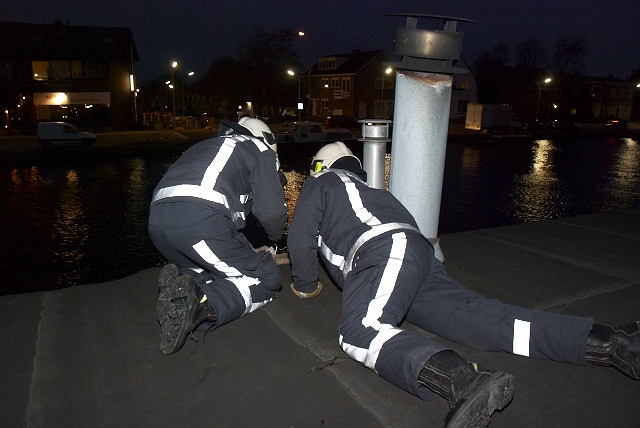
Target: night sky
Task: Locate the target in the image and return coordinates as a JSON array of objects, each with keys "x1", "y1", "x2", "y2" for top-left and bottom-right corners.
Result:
[{"x1": 2, "y1": 0, "x2": 638, "y2": 84}]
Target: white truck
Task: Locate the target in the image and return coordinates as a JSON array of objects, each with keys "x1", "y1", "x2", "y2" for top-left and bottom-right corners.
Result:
[
  {"x1": 465, "y1": 103, "x2": 521, "y2": 131},
  {"x1": 36, "y1": 122, "x2": 96, "y2": 147}
]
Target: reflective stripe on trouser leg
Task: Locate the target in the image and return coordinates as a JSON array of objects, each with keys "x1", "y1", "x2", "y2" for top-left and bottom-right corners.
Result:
[
  {"x1": 192, "y1": 240, "x2": 275, "y2": 326},
  {"x1": 513, "y1": 319, "x2": 531, "y2": 357},
  {"x1": 404, "y1": 242, "x2": 593, "y2": 364},
  {"x1": 339, "y1": 232, "x2": 407, "y2": 371},
  {"x1": 339, "y1": 232, "x2": 449, "y2": 400}
]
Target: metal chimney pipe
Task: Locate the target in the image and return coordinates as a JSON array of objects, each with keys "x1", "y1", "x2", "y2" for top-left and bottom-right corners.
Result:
[
  {"x1": 386, "y1": 13, "x2": 474, "y2": 262},
  {"x1": 359, "y1": 119, "x2": 392, "y2": 189}
]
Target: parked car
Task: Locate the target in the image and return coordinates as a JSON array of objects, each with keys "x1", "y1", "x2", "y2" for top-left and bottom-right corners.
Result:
[
  {"x1": 36, "y1": 122, "x2": 96, "y2": 147},
  {"x1": 280, "y1": 121, "x2": 353, "y2": 143},
  {"x1": 521, "y1": 120, "x2": 551, "y2": 134},
  {"x1": 550, "y1": 119, "x2": 579, "y2": 134},
  {"x1": 605, "y1": 118, "x2": 627, "y2": 129},
  {"x1": 324, "y1": 115, "x2": 359, "y2": 129}
]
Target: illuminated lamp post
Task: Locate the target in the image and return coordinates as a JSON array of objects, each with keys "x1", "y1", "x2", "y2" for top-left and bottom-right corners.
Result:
[
  {"x1": 182, "y1": 71, "x2": 194, "y2": 117},
  {"x1": 381, "y1": 66, "x2": 393, "y2": 118},
  {"x1": 171, "y1": 61, "x2": 177, "y2": 124},
  {"x1": 287, "y1": 69, "x2": 302, "y2": 121},
  {"x1": 298, "y1": 30, "x2": 311, "y2": 118},
  {"x1": 536, "y1": 77, "x2": 552, "y2": 121}
]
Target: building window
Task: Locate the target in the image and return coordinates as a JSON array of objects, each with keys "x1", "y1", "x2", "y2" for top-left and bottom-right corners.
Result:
[
  {"x1": 342, "y1": 77, "x2": 350, "y2": 91},
  {"x1": 611, "y1": 88, "x2": 617, "y2": 98},
  {"x1": 0, "y1": 60, "x2": 13, "y2": 80},
  {"x1": 319, "y1": 59, "x2": 336, "y2": 70},
  {"x1": 321, "y1": 78, "x2": 329, "y2": 88},
  {"x1": 321, "y1": 99, "x2": 328, "y2": 109},
  {"x1": 71, "y1": 61, "x2": 83, "y2": 78},
  {"x1": 51, "y1": 60, "x2": 71, "y2": 79},
  {"x1": 331, "y1": 78, "x2": 339, "y2": 89},
  {"x1": 591, "y1": 86, "x2": 602, "y2": 100},
  {"x1": 458, "y1": 99, "x2": 469, "y2": 115},
  {"x1": 83, "y1": 61, "x2": 108, "y2": 79},
  {"x1": 32, "y1": 61, "x2": 50, "y2": 80}
]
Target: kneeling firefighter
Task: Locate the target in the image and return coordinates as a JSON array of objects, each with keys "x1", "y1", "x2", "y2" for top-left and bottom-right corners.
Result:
[{"x1": 148, "y1": 117, "x2": 288, "y2": 355}]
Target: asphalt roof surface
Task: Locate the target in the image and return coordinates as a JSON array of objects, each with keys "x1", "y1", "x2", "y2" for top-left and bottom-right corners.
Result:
[{"x1": 2, "y1": 207, "x2": 639, "y2": 428}]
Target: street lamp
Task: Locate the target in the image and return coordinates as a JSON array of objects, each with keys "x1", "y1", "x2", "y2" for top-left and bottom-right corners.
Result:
[
  {"x1": 287, "y1": 69, "x2": 301, "y2": 121},
  {"x1": 182, "y1": 71, "x2": 194, "y2": 117},
  {"x1": 171, "y1": 61, "x2": 177, "y2": 123},
  {"x1": 298, "y1": 31, "x2": 311, "y2": 118},
  {"x1": 381, "y1": 66, "x2": 393, "y2": 119},
  {"x1": 536, "y1": 77, "x2": 552, "y2": 121}
]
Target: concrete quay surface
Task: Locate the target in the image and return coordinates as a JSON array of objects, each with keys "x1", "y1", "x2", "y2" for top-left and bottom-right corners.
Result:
[{"x1": 2, "y1": 206, "x2": 639, "y2": 427}]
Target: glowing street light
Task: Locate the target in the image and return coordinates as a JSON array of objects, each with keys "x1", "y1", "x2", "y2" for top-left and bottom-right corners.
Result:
[
  {"x1": 536, "y1": 77, "x2": 552, "y2": 121},
  {"x1": 182, "y1": 71, "x2": 195, "y2": 116},
  {"x1": 287, "y1": 69, "x2": 302, "y2": 121},
  {"x1": 381, "y1": 66, "x2": 393, "y2": 119},
  {"x1": 170, "y1": 61, "x2": 177, "y2": 122},
  {"x1": 298, "y1": 30, "x2": 311, "y2": 118}
]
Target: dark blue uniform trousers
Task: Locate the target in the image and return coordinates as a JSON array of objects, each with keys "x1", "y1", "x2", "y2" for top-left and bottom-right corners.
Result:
[
  {"x1": 338, "y1": 231, "x2": 592, "y2": 400},
  {"x1": 148, "y1": 202, "x2": 282, "y2": 329}
]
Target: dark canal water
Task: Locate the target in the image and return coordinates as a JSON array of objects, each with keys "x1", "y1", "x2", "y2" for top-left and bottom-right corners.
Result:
[{"x1": 1, "y1": 136, "x2": 639, "y2": 296}]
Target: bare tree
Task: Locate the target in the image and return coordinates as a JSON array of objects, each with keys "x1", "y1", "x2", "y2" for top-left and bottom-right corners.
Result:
[
  {"x1": 515, "y1": 37, "x2": 547, "y2": 68},
  {"x1": 239, "y1": 26, "x2": 300, "y2": 117},
  {"x1": 551, "y1": 37, "x2": 588, "y2": 75},
  {"x1": 472, "y1": 43, "x2": 510, "y2": 102}
]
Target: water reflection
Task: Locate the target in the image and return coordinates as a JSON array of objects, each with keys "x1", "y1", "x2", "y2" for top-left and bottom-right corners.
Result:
[
  {"x1": 604, "y1": 138, "x2": 639, "y2": 209},
  {"x1": 511, "y1": 139, "x2": 566, "y2": 223},
  {"x1": 1, "y1": 136, "x2": 640, "y2": 295},
  {"x1": 53, "y1": 169, "x2": 90, "y2": 283}
]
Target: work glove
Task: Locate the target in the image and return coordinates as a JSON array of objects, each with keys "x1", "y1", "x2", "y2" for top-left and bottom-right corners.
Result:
[{"x1": 290, "y1": 282, "x2": 323, "y2": 299}]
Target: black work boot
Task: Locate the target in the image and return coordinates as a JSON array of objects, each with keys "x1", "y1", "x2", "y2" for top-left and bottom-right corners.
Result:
[
  {"x1": 157, "y1": 264, "x2": 179, "y2": 328},
  {"x1": 187, "y1": 292, "x2": 217, "y2": 333},
  {"x1": 158, "y1": 275, "x2": 216, "y2": 355},
  {"x1": 586, "y1": 322, "x2": 640, "y2": 380},
  {"x1": 418, "y1": 350, "x2": 514, "y2": 428}
]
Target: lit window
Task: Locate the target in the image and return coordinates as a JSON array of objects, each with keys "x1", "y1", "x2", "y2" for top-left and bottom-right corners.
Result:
[{"x1": 32, "y1": 61, "x2": 50, "y2": 81}]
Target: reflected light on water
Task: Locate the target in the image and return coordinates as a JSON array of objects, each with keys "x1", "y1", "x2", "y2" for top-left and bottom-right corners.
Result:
[
  {"x1": 53, "y1": 168, "x2": 89, "y2": 284},
  {"x1": 2, "y1": 137, "x2": 640, "y2": 295},
  {"x1": 604, "y1": 138, "x2": 639, "y2": 208},
  {"x1": 511, "y1": 139, "x2": 566, "y2": 223}
]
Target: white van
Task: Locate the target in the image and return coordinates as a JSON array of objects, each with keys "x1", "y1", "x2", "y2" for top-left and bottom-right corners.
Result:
[{"x1": 37, "y1": 122, "x2": 96, "y2": 147}]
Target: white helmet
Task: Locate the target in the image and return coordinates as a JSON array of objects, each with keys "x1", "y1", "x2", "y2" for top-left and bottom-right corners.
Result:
[
  {"x1": 310, "y1": 141, "x2": 362, "y2": 174},
  {"x1": 219, "y1": 117, "x2": 277, "y2": 151},
  {"x1": 238, "y1": 117, "x2": 277, "y2": 151}
]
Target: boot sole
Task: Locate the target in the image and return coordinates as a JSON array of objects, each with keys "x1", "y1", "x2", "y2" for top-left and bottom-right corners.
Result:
[
  {"x1": 445, "y1": 372, "x2": 515, "y2": 428},
  {"x1": 159, "y1": 276, "x2": 198, "y2": 355}
]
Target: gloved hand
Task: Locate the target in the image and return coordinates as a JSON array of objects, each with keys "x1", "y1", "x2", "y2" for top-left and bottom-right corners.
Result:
[{"x1": 290, "y1": 282, "x2": 323, "y2": 299}]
